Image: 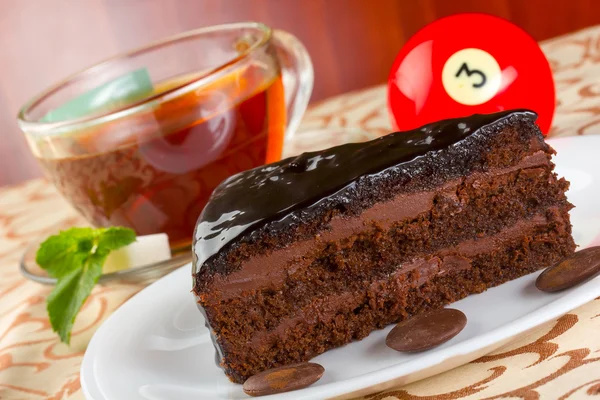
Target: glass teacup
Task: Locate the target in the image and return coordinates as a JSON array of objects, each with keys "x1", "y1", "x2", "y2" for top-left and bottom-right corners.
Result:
[{"x1": 18, "y1": 22, "x2": 313, "y2": 251}]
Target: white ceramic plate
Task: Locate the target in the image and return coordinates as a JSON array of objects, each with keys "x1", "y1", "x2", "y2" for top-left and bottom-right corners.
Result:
[{"x1": 81, "y1": 136, "x2": 600, "y2": 400}]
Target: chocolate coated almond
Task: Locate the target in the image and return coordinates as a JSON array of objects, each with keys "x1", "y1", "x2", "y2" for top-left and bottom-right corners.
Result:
[
  {"x1": 536, "y1": 246, "x2": 600, "y2": 292},
  {"x1": 243, "y1": 362, "x2": 324, "y2": 397},
  {"x1": 386, "y1": 308, "x2": 467, "y2": 352}
]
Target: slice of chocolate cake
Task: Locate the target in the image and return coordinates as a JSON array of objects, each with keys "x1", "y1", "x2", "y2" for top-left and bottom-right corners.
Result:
[{"x1": 192, "y1": 110, "x2": 575, "y2": 383}]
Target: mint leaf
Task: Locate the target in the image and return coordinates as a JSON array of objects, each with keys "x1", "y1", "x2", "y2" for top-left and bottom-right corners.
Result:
[
  {"x1": 41, "y1": 68, "x2": 153, "y2": 123},
  {"x1": 46, "y1": 252, "x2": 105, "y2": 344},
  {"x1": 36, "y1": 228, "x2": 94, "y2": 279},
  {"x1": 36, "y1": 226, "x2": 137, "y2": 344},
  {"x1": 97, "y1": 227, "x2": 136, "y2": 251}
]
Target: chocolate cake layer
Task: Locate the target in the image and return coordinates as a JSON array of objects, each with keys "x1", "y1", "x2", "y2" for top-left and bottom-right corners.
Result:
[
  {"x1": 192, "y1": 110, "x2": 575, "y2": 383},
  {"x1": 243, "y1": 207, "x2": 570, "y2": 352}
]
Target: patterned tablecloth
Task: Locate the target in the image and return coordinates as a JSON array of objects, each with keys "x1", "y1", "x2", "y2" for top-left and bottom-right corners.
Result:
[{"x1": 2, "y1": 26, "x2": 600, "y2": 400}]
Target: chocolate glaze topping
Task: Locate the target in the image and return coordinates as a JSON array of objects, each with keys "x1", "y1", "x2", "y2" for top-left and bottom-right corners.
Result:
[{"x1": 193, "y1": 110, "x2": 537, "y2": 269}]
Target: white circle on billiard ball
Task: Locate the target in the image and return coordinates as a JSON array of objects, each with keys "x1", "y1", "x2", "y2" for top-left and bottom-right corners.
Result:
[{"x1": 442, "y1": 48, "x2": 502, "y2": 106}]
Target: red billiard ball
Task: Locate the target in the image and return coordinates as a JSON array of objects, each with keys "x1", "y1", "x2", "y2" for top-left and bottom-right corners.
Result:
[{"x1": 388, "y1": 13, "x2": 555, "y2": 135}]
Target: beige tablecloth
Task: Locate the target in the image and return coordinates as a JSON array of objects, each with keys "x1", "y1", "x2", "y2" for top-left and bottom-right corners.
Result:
[{"x1": 2, "y1": 26, "x2": 600, "y2": 400}]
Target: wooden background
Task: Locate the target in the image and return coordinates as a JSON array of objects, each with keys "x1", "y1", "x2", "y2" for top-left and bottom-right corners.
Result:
[{"x1": 1, "y1": 0, "x2": 599, "y2": 186}]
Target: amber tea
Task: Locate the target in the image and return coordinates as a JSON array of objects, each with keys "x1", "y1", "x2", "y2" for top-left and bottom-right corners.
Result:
[{"x1": 37, "y1": 70, "x2": 285, "y2": 249}]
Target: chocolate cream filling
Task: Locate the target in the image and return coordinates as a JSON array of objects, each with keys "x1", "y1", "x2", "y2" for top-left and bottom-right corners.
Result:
[
  {"x1": 246, "y1": 209, "x2": 555, "y2": 347},
  {"x1": 210, "y1": 150, "x2": 551, "y2": 300}
]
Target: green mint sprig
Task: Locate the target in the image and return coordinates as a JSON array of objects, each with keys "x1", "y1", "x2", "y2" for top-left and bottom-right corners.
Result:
[{"x1": 36, "y1": 227, "x2": 136, "y2": 344}]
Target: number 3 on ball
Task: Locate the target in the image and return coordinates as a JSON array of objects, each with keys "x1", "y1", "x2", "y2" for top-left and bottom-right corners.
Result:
[{"x1": 442, "y1": 48, "x2": 502, "y2": 106}]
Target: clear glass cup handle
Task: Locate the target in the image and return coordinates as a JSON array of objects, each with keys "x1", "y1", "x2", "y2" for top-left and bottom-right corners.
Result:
[{"x1": 272, "y1": 30, "x2": 314, "y2": 141}]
